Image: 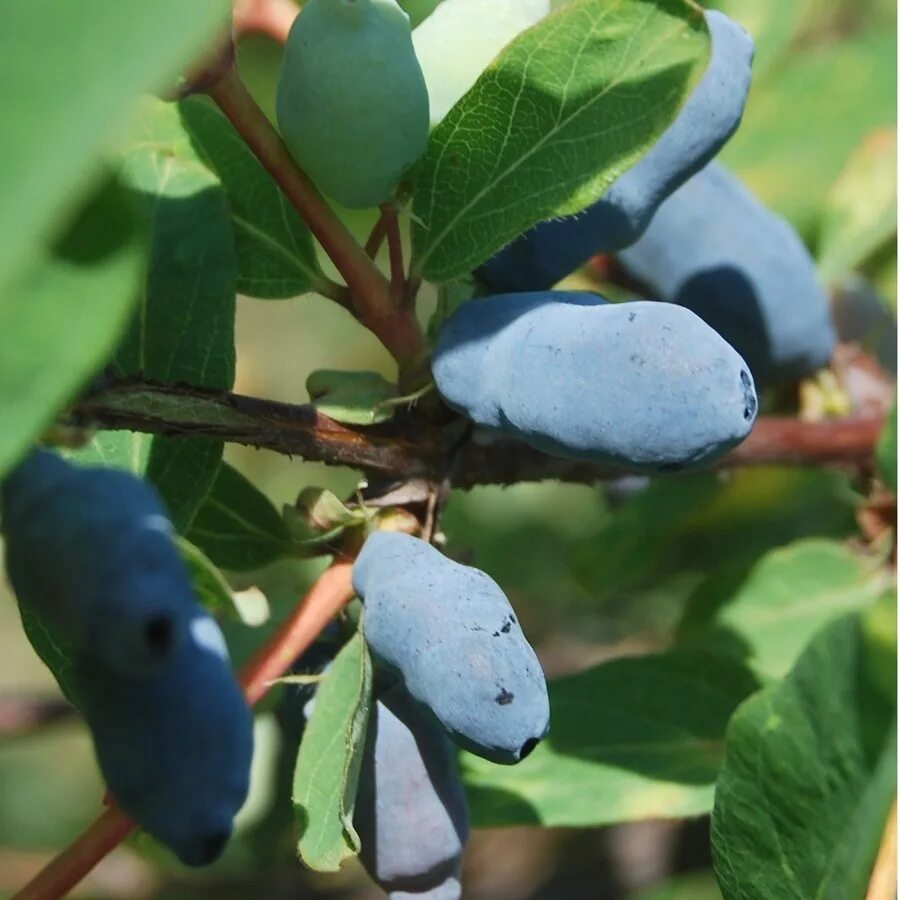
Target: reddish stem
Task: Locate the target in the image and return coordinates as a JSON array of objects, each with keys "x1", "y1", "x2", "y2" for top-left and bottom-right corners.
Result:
[
  {"x1": 727, "y1": 415, "x2": 885, "y2": 467},
  {"x1": 12, "y1": 561, "x2": 356, "y2": 900},
  {"x1": 241, "y1": 560, "x2": 356, "y2": 705},
  {"x1": 365, "y1": 211, "x2": 388, "y2": 259},
  {"x1": 12, "y1": 808, "x2": 136, "y2": 900},
  {"x1": 0, "y1": 698, "x2": 74, "y2": 738},
  {"x1": 233, "y1": 0, "x2": 298, "y2": 44},
  {"x1": 206, "y1": 67, "x2": 427, "y2": 373},
  {"x1": 380, "y1": 203, "x2": 406, "y2": 304}
]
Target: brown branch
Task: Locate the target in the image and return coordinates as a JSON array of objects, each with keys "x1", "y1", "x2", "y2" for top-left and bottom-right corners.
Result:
[
  {"x1": 727, "y1": 415, "x2": 885, "y2": 467},
  {"x1": 451, "y1": 415, "x2": 888, "y2": 489},
  {"x1": 72, "y1": 382, "x2": 438, "y2": 479},
  {"x1": 0, "y1": 697, "x2": 74, "y2": 740},
  {"x1": 206, "y1": 66, "x2": 427, "y2": 374},
  {"x1": 12, "y1": 561, "x2": 357, "y2": 900},
  {"x1": 72, "y1": 382, "x2": 887, "y2": 490},
  {"x1": 233, "y1": 0, "x2": 298, "y2": 44}
]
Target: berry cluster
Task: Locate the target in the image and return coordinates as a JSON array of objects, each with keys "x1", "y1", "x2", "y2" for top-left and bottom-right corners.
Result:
[
  {"x1": 273, "y1": 2, "x2": 836, "y2": 896},
  {"x1": 4, "y1": 0, "x2": 845, "y2": 895}
]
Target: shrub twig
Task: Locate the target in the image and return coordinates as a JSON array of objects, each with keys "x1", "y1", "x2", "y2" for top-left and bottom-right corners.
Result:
[
  {"x1": 206, "y1": 66, "x2": 428, "y2": 375},
  {"x1": 72, "y1": 381, "x2": 887, "y2": 487},
  {"x1": 380, "y1": 203, "x2": 406, "y2": 304},
  {"x1": 0, "y1": 698, "x2": 74, "y2": 740}
]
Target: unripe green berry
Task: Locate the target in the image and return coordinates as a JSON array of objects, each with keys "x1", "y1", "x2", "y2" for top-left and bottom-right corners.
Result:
[{"x1": 277, "y1": 0, "x2": 430, "y2": 209}]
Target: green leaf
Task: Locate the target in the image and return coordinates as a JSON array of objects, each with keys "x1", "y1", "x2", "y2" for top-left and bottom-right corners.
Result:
[
  {"x1": 117, "y1": 99, "x2": 237, "y2": 391},
  {"x1": 721, "y1": 30, "x2": 897, "y2": 238},
  {"x1": 110, "y1": 98, "x2": 239, "y2": 527},
  {"x1": 712, "y1": 611, "x2": 897, "y2": 900},
  {"x1": 307, "y1": 370, "x2": 398, "y2": 426},
  {"x1": 176, "y1": 536, "x2": 236, "y2": 615},
  {"x1": 0, "y1": 180, "x2": 144, "y2": 480},
  {"x1": 68, "y1": 430, "x2": 152, "y2": 473},
  {"x1": 632, "y1": 871, "x2": 723, "y2": 900},
  {"x1": 17, "y1": 599, "x2": 80, "y2": 709},
  {"x1": 293, "y1": 632, "x2": 373, "y2": 871},
  {"x1": 862, "y1": 591, "x2": 898, "y2": 708},
  {"x1": 144, "y1": 438, "x2": 223, "y2": 533},
  {"x1": 708, "y1": 539, "x2": 890, "y2": 680},
  {"x1": 179, "y1": 98, "x2": 327, "y2": 300},
  {"x1": 877, "y1": 402, "x2": 897, "y2": 492},
  {"x1": 0, "y1": 0, "x2": 229, "y2": 295},
  {"x1": 819, "y1": 128, "x2": 897, "y2": 284},
  {"x1": 463, "y1": 650, "x2": 759, "y2": 827},
  {"x1": 572, "y1": 468, "x2": 858, "y2": 607},
  {"x1": 187, "y1": 463, "x2": 292, "y2": 571},
  {"x1": 411, "y1": 0, "x2": 710, "y2": 281},
  {"x1": 297, "y1": 488, "x2": 367, "y2": 532},
  {"x1": 174, "y1": 535, "x2": 266, "y2": 625}
]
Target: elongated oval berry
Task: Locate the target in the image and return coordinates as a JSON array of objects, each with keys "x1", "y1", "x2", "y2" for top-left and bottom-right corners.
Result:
[
  {"x1": 617, "y1": 162, "x2": 837, "y2": 382},
  {"x1": 479, "y1": 10, "x2": 754, "y2": 292},
  {"x1": 433, "y1": 292, "x2": 758, "y2": 472},
  {"x1": 355, "y1": 683, "x2": 469, "y2": 897},
  {"x1": 277, "y1": 0, "x2": 430, "y2": 208},
  {"x1": 2, "y1": 450, "x2": 193, "y2": 674},
  {"x1": 76, "y1": 612, "x2": 253, "y2": 866},
  {"x1": 353, "y1": 531, "x2": 549, "y2": 764}
]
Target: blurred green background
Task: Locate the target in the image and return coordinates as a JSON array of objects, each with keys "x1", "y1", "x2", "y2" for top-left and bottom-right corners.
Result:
[{"x1": 0, "y1": 0, "x2": 895, "y2": 896}]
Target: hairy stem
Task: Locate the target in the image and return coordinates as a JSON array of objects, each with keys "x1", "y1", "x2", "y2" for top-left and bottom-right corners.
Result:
[
  {"x1": 12, "y1": 561, "x2": 357, "y2": 900},
  {"x1": 206, "y1": 66, "x2": 427, "y2": 372},
  {"x1": 73, "y1": 382, "x2": 436, "y2": 477}
]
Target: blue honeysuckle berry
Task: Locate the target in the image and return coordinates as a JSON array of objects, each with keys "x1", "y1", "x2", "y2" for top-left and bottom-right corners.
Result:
[
  {"x1": 354, "y1": 531, "x2": 549, "y2": 765},
  {"x1": 355, "y1": 683, "x2": 469, "y2": 896},
  {"x1": 2, "y1": 449, "x2": 197, "y2": 675},
  {"x1": 479, "y1": 10, "x2": 754, "y2": 293},
  {"x1": 433, "y1": 292, "x2": 758, "y2": 472},
  {"x1": 617, "y1": 162, "x2": 837, "y2": 383}
]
